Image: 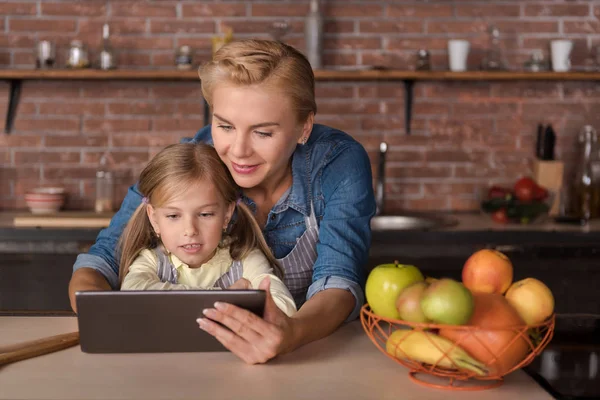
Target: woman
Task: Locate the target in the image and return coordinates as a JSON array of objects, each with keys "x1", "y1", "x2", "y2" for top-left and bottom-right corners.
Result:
[{"x1": 69, "y1": 39, "x2": 376, "y2": 364}]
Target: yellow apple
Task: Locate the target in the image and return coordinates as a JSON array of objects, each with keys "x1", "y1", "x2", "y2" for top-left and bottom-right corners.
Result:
[{"x1": 505, "y1": 278, "x2": 554, "y2": 325}]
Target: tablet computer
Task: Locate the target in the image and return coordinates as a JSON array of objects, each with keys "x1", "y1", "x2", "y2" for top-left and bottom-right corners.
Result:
[{"x1": 75, "y1": 290, "x2": 266, "y2": 354}]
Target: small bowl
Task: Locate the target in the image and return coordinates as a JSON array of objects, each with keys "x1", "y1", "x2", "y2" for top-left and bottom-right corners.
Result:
[
  {"x1": 479, "y1": 186, "x2": 555, "y2": 225},
  {"x1": 25, "y1": 187, "x2": 66, "y2": 214}
]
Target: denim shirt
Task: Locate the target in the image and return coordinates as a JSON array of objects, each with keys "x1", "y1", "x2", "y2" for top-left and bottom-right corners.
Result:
[{"x1": 73, "y1": 123, "x2": 376, "y2": 321}]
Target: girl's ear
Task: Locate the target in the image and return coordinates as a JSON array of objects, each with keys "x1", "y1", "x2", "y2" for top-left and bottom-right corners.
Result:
[
  {"x1": 297, "y1": 112, "x2": 314, "y2": 144},
  {"x1": 223, "y1": 201, "x2": 236, "y2": 229},
  {"x1": 146, "y1": 204, "x2": 160, "y2": 235}
]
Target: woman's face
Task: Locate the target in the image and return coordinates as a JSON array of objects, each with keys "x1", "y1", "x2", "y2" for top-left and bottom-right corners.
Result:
[{"x1": 210, "y1": 84, "x2": 312, "y2": 192}]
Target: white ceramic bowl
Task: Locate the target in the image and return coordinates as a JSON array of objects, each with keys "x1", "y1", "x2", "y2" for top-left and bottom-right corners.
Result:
[{"x1": 25, "y1": 187, "x2": 66, "y2": 214}]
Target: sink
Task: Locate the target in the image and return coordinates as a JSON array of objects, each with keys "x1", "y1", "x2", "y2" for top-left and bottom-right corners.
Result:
[{"x1": 370, "y1": 214, "x2": 458, "y2": 231}]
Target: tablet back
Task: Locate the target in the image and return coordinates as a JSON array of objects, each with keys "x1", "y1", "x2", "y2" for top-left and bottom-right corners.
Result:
[{"x1": 76, "y1": 290, "x2": 265, "y2": 353}]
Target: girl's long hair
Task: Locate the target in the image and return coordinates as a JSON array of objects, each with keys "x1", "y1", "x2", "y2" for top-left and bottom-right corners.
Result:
[{"x1": 118, "y1": 143, "x2": 282, "y2": 285}]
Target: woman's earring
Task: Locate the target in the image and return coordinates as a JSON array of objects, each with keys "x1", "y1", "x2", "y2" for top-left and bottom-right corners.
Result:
[{"x1": 301, "y1": 136, "x2": 308, "y2": 145}]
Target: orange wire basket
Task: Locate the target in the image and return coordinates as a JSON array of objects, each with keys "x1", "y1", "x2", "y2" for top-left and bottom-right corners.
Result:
[{"x1": 360, "y1": 304, "x2": 555, "y2": 391}]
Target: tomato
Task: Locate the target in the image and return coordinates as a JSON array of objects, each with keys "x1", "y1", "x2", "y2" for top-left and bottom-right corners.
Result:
[
  {"x1": 487, "y1": 186, "x2": 511, "y2": 200},
  {"x1": 533, "y1": 185, "x2": 549, "y2": 201},
  {"x1": 513, "y1": 177, "x2": 537, "y2": 203},
  {"x1": 491, "y1": 208, "x2": 509, "y2": 224}
]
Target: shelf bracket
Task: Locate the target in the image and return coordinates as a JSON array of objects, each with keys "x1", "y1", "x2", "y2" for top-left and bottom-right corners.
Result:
[
  {"x1": 203, "y1": 98, "x2": 210, "y2": 126},
  {"x1": 5, "y1": 79, "x2": 22, "y2": 134},
  {"x1": 403, "y1": 79, "x2": 415, "y2": 135}
]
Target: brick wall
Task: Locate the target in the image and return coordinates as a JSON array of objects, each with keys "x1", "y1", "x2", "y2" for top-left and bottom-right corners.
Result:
[{"x1": 1, "y1": 0, "x2": 600, "y2": 213}]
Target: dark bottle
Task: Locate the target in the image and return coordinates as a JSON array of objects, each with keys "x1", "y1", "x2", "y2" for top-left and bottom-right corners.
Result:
[{"x1": 571, "y1": 125, "x2": 600, "y2": 220}]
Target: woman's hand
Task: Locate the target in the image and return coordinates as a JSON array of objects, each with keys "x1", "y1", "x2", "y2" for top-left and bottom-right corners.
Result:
[{"x1": 197, "y1": 277, "x2": 296, "y2": 364}]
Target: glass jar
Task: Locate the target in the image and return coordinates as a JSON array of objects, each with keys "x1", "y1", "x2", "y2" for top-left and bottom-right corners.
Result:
[
  {"x1": 571, "y1": 126, "x2": 600, "y2": 220},
  {"x1": 95, "y1": 155, "x2": 114, "y2": 213},
  {"x1": 67, "y1": 40, "x2": 90, "y2": 69},
  {"x1": 175, "y1": 45, "x2": 193, "y2": 70}
]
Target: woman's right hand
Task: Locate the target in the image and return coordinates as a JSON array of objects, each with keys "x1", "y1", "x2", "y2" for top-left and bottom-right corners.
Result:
[{"x1": 228, "y1": 278, "x2": 251, "y2": 290}]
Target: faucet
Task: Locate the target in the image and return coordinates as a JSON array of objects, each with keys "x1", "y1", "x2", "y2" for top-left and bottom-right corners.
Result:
[{"x1": 375, "y1": 141, "x2": 387, "y2": 216}]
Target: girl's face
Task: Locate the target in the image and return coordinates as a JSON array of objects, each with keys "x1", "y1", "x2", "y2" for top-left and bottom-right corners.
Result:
[
  {"x1": 146, "y1": 180, "x2": 234, "y2": 268},
  {"x1": 210, "y1": 83, "x2": 313, "y2": 193}
]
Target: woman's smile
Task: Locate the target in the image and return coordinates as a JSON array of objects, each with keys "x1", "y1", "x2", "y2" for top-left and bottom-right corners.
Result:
[{"x1": 231, "y1": 162, "x2": 259, "y2": 175}]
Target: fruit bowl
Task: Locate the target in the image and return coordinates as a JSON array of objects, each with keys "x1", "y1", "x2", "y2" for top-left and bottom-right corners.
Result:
[{"x1": 360, "y1": 304, "x2": 555, "y2": 391}]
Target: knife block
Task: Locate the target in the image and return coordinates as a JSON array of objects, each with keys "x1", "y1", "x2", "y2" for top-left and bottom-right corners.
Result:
[{"x1": 533, "y1": 159, "x2": 564, "y2": 216}]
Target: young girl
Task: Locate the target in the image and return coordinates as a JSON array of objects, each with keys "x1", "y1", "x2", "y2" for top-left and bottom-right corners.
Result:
[{"x1": 118, "y1": 142, "x2": 297, "y2": 317}]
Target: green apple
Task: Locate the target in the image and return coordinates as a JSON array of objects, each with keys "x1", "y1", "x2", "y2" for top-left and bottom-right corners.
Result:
[
  {"x1": 365, "y1": 261, "x2": 424, "y2": 319},
  {"x1": 420, "y1": 278, "x2": 474, "y2": 325}
]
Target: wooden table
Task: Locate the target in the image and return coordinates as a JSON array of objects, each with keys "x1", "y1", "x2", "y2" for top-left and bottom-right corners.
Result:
[{"x1": 0, "y1": 317, "x2": 554, "y2": 400}]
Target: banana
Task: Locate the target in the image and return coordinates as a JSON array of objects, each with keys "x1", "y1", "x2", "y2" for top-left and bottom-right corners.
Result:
[{"x1": 386, "y1": 329, "x2": 488, "y2": 376}]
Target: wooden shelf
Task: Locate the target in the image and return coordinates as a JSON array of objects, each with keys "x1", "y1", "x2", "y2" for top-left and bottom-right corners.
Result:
[
  {"x1": 2, "y1": 68, "x2": 600, "y2": 135},
  {"x1": 1, "y1": 68, "x2": 600, "y2": 81}
]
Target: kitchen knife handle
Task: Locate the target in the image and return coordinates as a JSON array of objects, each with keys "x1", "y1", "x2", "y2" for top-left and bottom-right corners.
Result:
[{"x1": 0, "y1": 331, "x2": 79, "y2": 366}]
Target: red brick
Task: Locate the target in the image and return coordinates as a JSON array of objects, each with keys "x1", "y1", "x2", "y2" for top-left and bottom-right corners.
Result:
[
  {"x1": 0, "y1": 34, "x2": 36, "y2": 47},
  {"x1": 0, "y1": 135, "x2": 42, "y2": 148},
  {"x1": 327, "y1": 4, "x2": 382, "y2": 17},
  {"x1": 10, "y1": 18, "x2": 77, "y2": 33},
  {"x1": 525, "y1": 4, "x2": 589, "y2": 17},
  {"x1": 182, "y1": 3, "x2": 247, "y2": 17},
  {"x1": 324, "y1": 37, "x2": 381, "y2": 51},
  {"x1": 452, "y1": 103, "x2": 519, "y2": 116},
  {"x1": 0, "y1": 150, "x2": 10, "y2": 164},
  {"x1": 111, "y1": 1, "x2": 177, "y2": 17},
  {"x1": 14, "y1": 151, "x2": 80, "y2": 164},
  {"x1": 385, "y1": 182, "x2": 422, "y2": 196},
  {"x1": 108, "y1": 102, "x2": 176, "y2": 115},
  {"x1": 361, "y1": 52, "x2": 412, "y2": 69},
  {"x1": 360, "y1": 21, "x2": 423, "y2": 35},
  {"x1": 359, "y1": 85, "x2": 404, "y2": 99},
  {"x1": 22, "y1": 82, "x2": 82, "y2": 99},
  {"x1": 81, "y1": 83, "x2": 149, "y2": 99},
  {"x1": 83, "y1": 119, "x2": 151, "y2": 133},
  {"x1": 423, "y1": 183, "x2": 478, "y2": 196},
  {"x1": 493, "y1": 21, "x2": 558, "y2": 35},
  {"x1": 490, "y1": 82, "x2": 560, "y2": 99},
  {"x1": 44, "y1": 167, "x2": 97, "y2": 180},
  {"x1": 14, "y1": 118, "x2": 80, "y2": 133},
  {"x1": 315, "y1": 85, "x2": 354, "y2": 99},
  {"x1": 111, "y1": 132, "x2": 183, "y2": 148},
  {"x1": 0, "y1": 166, "x2": 41, "y2": 180},
  {"x1": 450, "y1": 198, "x2": 480, "y2": 211},
  {"x1": 361, "y1": 115, "x2": 404, "y2": 131},
  {"x1": 455, "y1": 4, "x2": 520, "y2": 18},
  {"x1": 153, "y1": 118, "x2": 205, "y2": 132},
  {"x1": 403, "y1": 198, "x2": 450, "y2": 211},
  {"x1": 323, "y1": 52, "x2": 357, "y2": 67},
  {"x1": 428, "y1": 119, "x2": 494, "y2": 142},
  {"x1": 251, "y1": 3, "x2": 307, "y2": 17},
  {"x1": 93, "y1": 151, "x2": 149, "y2": 166},
  {"x1": 317, "y1": 101, "x2": 380, "y2": 115},
  {"x1": 413, "y1": 102, "x2": 451, "y2": 116},
  {"x1": 79, "y1": 19, "x2": 146, "y2": 35},
  {"x1": 149, "y1": 84, "x2": 202, "y2": 100},
  {"x1": 111, "y1": 36, "x2": 174, "y2": 50},
  {"x1": 0, "y1": 2, "x2": 36, "y2": 15},
  {"x1": 385, "y1": 150, "x2": 424, "y2": 163},
  {"x1": 176, "y1": 37, "x2": 213, "y2": 49},
  {"x1": 220, "y1": 20, "x2": 301, "y2": 35},
  {"x1": 314, "y1": 115, "x2": 360, "y2": 133},
  {"x1": 39, "y1": 102, "x2": 105, "y2": 116},
  {"x1": 325, "y1": 20, "x2": 354, "y2": 34},
  {"x1": 42, "y1": 2, "x2": 107, "y2": 16},
  {"x1": 45, "y1": 135, "x2": 108, "y2": 147},
  {"x1": 426, "y1": 150, "x2": 488, "y2": 164},
  {"x1": 13, "y1": 51, "x2": 34, "y2": 66},
  {"x1": 118, "y1": 52, "x2": 153, "y2": 68},
  {"x1": 563, "y1": 82, "x2": 600, "y2": 100},
  {"x1": 177, "y1": 103, "x2": 207, "y2": 116},
  {"x1": 151, "y1": 20, "x2": 214, "y2": 34},
  {"x1": 387, "y1": 37, "x2": 448, "y2": 51},
  {"x1": 423, "y1": 82, "x2": 491, "y2": 99},
  {"x1": 388, "y1": 4, "x2": 452, "y2": 18},
  {"x1": 11, "y1": 102, "x2": 37, "y2": 115},
  {"x1": 427, "y1": 21, "x2": 490, "y2": 35}
]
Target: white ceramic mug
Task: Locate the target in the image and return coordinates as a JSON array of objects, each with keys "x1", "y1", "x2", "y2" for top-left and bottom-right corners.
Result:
[
  {"x1": 448, "y1": 40, "x2": 470, "y2": 72},
  {"x1": 551, "y1": 40, "x2": 573, "y2": 72}
]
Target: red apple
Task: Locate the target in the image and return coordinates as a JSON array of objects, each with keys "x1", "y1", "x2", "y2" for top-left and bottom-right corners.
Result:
[{"x1": 462, "y1": 249, "x2": 513, "y2": 295}]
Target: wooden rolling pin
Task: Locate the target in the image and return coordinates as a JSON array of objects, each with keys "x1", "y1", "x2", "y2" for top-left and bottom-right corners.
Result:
[{"x1": 0, "y1": 332, "x2": 79, "y2": 366}]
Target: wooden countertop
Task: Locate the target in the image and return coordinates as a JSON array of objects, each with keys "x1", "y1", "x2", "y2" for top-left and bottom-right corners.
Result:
[{"x1": 0, "y1": 317, "x2": 553, "y2": 400}]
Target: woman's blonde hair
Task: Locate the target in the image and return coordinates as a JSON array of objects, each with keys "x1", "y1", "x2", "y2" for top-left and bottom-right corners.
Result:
[
  {"x1": 199, "y1": 39, "x2": 317, "y2": 123},
  {"x1": 118, "y1": 143, "x2": 281, "y2": 285}
]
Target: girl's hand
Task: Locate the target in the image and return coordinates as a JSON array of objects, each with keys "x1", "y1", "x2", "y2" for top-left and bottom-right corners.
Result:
[
  {"x1": 227, "y1": 278, "x2": 251, "y2": 290},
  {"x1": 197, "y1": 277, "x2": 295, "y2": 364}
]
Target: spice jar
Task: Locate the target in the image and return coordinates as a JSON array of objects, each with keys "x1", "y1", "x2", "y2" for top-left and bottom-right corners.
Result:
[
  {"x1": 415, "y1": 49, "x2": 431, "y2": 71},
  {"x1": 175, "y1": 45, "x2": 193, "y2": 70},
  {"x1": 67, "y1": 40, "x2": 90, "y2": 69}
]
